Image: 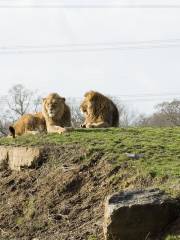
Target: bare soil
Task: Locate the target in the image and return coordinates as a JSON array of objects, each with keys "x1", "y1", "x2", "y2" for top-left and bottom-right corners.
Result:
[{"x1": 0, "y1": 144, "x2": 179, "y2": 240}]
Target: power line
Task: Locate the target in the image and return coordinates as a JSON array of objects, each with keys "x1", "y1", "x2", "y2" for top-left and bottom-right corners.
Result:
[
  {"x1": 70, "y1": 95, "x2": 180, "y2": 103},
  {"x1": 0, "y1": 99, "x2": 178, "y2": 104},
  {"x1": 1, "y1": 93, "x2": 178, "y2": 100},
  {"x1": 0, "y1": 4, "x2": 180, "y2": 8},
  {"x1": 68, "y1": 93, "x2": 180, "y2": 102},
  {"x1": 1, "y1": 43, "x2": 180, "y2": 54},
  {"x1": 2, "y1": 38, "x2": 180, "y2": 48},
  {"x1": 115, "y1": 93, "x2": 180, "y2": 98},
  {"x1": 120, "y1": 96, "x2": 180, "y2": 102},
  {"x1": 1, "y1": 39, "x2": 180, "y2": 54},
  {"x1": 112, "y1": 93, "x2": 180, "y2": 102}
]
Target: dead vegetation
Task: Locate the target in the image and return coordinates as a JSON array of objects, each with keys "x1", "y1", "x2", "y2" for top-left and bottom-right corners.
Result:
[{"x1": 0, "y1": 128, "x2": 180, "y2": 239}]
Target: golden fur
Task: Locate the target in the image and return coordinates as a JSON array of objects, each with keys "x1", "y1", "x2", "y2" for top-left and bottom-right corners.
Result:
[
  {"x1": 9, "y1": 112, "x2": 46, "y2": 138},
  {"x1": 9, "y1": 93, "x2": 72, "y2": 137},
  {"x1": 80, "y1": 91, "x2": 119, "y2": 128},
  {"x1": 42, "y1": 93, "x2": 72, "y2": 133}
]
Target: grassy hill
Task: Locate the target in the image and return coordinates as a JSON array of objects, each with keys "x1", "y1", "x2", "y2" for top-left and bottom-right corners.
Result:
[{"x1": 0, "y1": 127, "x2": 179, "y2": 239}]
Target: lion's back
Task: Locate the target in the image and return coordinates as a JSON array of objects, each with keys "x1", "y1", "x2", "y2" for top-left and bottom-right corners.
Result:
[{"x1": 10, "y1": 112, "x2": 46, "y2": 137}]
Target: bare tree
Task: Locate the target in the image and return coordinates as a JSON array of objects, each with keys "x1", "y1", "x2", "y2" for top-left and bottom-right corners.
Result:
[
  {"x1": 71, "y1": 105, "x2": 84, "y2": 127},
  {"x1": 67, "y1": 98, "x2": 84, "y2": 127},
  {"x1": 5, "y1": 84, "x2": 41, "y2": 118},
  {"x1": 134, "y1": 114, "x2": 151, "y2": 127},
  {"x1": 135, "y1": 99, "x2": 180, "y2": 127},
  {"x1": 0, "y1": 118, "x2": 10, "y2": 136},
  {"x1": 0, "y1": 84, "x2": 42, "y2": 136},
  {"x1": 155, "y1": 99, "x2": 180, "y2": 126},
  {"x1": 110, "y1": 97, "x2": 136, "y2": 126}
]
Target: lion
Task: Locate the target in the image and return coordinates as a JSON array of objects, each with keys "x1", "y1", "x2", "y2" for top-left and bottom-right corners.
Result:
[
  {"x1": 9, "y1": 93, "x2": 72, "y2": 137},
  {"x1": 9, "y1": 112, "x2": 46, "y2": 138},
  {"x1": 80, "y1": 90, "x2": 119, "y2": 128},
  {"x1": 42, "y1": 93, "x2": 72, "y2": 134}
]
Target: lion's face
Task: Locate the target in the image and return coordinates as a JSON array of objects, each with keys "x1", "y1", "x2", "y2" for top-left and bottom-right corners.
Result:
[
  {"x1": 80, "y1": 99, "x2": 93, "y2": 117},
  {"x1": 80, "y1": 100, "x2": 87, "y2": 114},
  {"x1": 43, "y1": 93, "x2": 65, "y2": 118},
  {"x1": 80, "y1": 91, "x2": 96, "y2": 116}
]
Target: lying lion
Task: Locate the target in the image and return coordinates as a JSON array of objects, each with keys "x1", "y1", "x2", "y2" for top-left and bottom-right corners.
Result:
[
  {"x1": 80, "y1": 90, "x2": 119, "y2": 128},
  {"x1": 9, "y1": 93, "x2": 72, "y2": 137},
  {"x1": 42, "y1": 93, "x2": 72, "y2": 134}
]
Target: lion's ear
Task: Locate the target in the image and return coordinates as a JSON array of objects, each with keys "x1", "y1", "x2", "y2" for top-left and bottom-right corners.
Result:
[
  {"x1": 84, "y1": 92, "x2": 89, "y2": 97},
  {"x1": 62, "y1": 97, "x2": 65, "y2": 102},
  {"x1": 84, "y1": 91, "x2": 94, "y2": 98}
]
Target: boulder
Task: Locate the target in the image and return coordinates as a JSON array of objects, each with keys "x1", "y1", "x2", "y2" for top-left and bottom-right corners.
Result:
[
  {"x1": 0, "y1": 146, "x2": 8, "y2": 169},
  {"x1": 0, "y1": 146, "x2": 46, "y2": 171},
  {"x1": 104, "y1": 189, "x2": 180, "y2": 240}
]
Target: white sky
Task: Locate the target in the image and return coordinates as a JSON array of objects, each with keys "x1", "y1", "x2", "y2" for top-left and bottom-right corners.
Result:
[{"x1": 0, "y1": 0, "x2": 180, "y2": 114}]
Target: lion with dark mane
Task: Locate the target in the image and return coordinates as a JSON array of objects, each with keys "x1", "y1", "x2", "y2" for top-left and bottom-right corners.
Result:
[
  {"x1": 80, "y1": 90, "x2": 119, "y2": 128},
  {"x1": 9, "y1": 93, "x2": 72, "y2": 138}
]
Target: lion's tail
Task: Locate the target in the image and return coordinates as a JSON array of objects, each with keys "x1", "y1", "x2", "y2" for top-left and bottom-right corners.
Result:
[{"x1": 9, "y1": 126, "x2": 16, "y2": 138}]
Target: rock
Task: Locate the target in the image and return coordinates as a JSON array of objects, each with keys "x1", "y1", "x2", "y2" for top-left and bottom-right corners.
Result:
[
  {"x1": 104, "y1": 189, "x2": 180, "y2": 240},
  {"x1": 0, "y1": 146, "x2": 46, "y2": 171},
  {"x1": 125, "y1": 153, "x2": 144, "y2": 159},
  {"x1": 0, "y1": 147, "x2": 8, "y2": 170}
]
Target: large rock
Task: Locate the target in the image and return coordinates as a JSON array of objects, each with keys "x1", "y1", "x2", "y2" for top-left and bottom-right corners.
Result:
[
  {"x1": 0, "y1": 146, "x2": 8, "y2": 169},
  {"x1": 0, "y1": 146, "x2": 46, "y2": 171},
  {"x1": 104, "y1": 189, "x2": 180, "y2": 240}
]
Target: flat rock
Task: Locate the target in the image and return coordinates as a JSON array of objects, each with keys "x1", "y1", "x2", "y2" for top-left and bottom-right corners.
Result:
[
  {"x1": 0, "y1": 146, "x2": 46, "y2": 171},
  {"x1": 0, "y1": 146, "x2": 8, "y2": 169},
  {"x1": 104, "y1": 189, "x2": 180, "y2": 240}
]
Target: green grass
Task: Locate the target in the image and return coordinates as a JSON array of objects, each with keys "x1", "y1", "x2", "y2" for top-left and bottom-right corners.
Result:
[
  {"x1": 87, "y1": 236, "x2": 98, "y2": 240},
  {"x1": 0, "y1": 127, "x2": 180, "y2": 195},
  {"x1": 165, "y1": 236, "x2": 180, "y2": 240}
]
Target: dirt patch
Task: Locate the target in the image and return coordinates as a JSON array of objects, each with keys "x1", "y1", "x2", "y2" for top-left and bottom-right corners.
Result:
[{"x1": 0, "y1": 144, "x2": 179, "y2": 240}]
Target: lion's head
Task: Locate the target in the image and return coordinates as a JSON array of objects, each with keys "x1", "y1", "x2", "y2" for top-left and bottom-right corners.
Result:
[
  {"x1": 80, "y1": 90, "x2": 119, "y2": 128},
  {"x1": 43, "y1": 93, "x2": 66, "y2": 119},
  {"x1": 80, "y1": 91, "x2": 104, "y2": 118}
]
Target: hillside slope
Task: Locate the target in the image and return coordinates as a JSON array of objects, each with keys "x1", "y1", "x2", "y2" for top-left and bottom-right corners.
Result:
[{"x1": 0, "y1": 128, "x2": 180, "y2": 240}]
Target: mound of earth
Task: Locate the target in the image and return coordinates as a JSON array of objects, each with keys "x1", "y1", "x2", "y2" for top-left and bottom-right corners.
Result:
[
  {"x1": 0, "y1": 136, "x2": 179, "y2": 240},
  {"x1": 0, "y1": 145, "x2": 117, "y2": 240}
]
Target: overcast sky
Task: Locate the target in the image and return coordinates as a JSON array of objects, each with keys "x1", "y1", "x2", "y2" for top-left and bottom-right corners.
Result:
[{"x1": 0, "y1": 0, "x2": 180, "y2": 114}]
